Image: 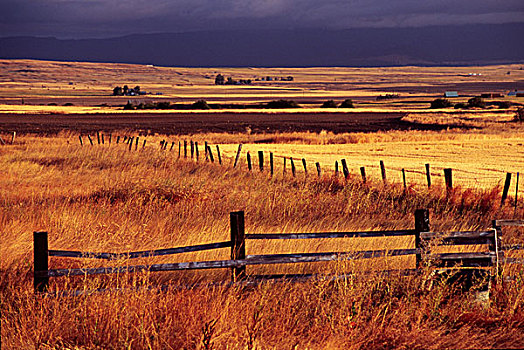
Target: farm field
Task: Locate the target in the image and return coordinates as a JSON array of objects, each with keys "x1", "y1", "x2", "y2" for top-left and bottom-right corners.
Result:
[{"x1": 1, "y1": 59, "x2": 523, "y2": 349}]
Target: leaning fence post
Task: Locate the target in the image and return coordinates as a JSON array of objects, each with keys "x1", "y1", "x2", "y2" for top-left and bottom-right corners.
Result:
[
  {"x1": 208, "y1": 145, "x2": 215, "y2": 163},
  {"x1": 302, "y1": 158, "x2": 307, "y2": 177},
  {"x1": 501, "y1": 173, "x2": 512, "y2": 206},
  {"x1": 233, "y1": 144, "x2": 242, "y2": 168},
  {"x1": 142, "y1": 139, "x2": 146, "y2": 149},
  {"x1": 230, "y1": 211, "x2": 246, "y2": 282},
  {"x1": 290, "y1": 158, "x2": 296, "y2": 177},
  {"x1": 414, "y1": 209, "x2": 429, "y2": 270},
  {"x1": 204, "y1": 141, "x2": 208, "y2": 161},
  {"x1": 515, "y1": 172, "x2": 520, "y2": 214},
  {"x1": 216, "y1": 145, "x2": 222, "y2": 165},
  {"x1": 78, "y1": 135, "x2": 83, "y2": 146},
  {"x1": 258, "y1": 151, "x2": 264, "y2": 172},
  {"x1": 425, "y1": 163, "x2": 431, "y2": 188},
  {"x1": 128, "y1": 137, "x2": 134, "y2": 151},
  {"x1": 87, "y1": 135, "x2": 93, "y2": 146},
  {"x1": 34, "y1": 231, "x2": 49, "y2": 293},
  {"x1": 96, "y1": 131, "x2": 101, "y2": 145},
  {"x1": 116, "y1": 136, "x2": 120, "y2": 144},
  {"x1": 101, "y1": 133, "x2": 105, "y2": 145},
  {"x1": 444, "y1": 168, "x2": 453, "y2": 191},
  {"x1": 341, "y1": 159, "x2": 349, "y2": 179},
  {"x1": 270, "y1": 152, "x2": 274, "y2": 177},
  {"x1": 380, "y1": 160, "x2": 387, "y2": 184}
]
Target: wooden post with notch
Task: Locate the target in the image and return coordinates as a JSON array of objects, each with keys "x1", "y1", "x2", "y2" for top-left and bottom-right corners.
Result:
[
  {"x1": 425, "y1": 163, "x2": 431, "y2": 188},
  {"x1": 233, "y1": 144, "x2": 242, "y2": 168},
  {"x1": 380, "y1": 160, "x2": 387, "y2": 184},
  {"x1": 501, "y1": 172, "x2": 512, "y2": 206},
  {"x1": 230, "y1": 211, "x2": 246, "y2": 282},
  {"x1": 258, "y1": 151, "x2": 264, "y2": 172},
  {"x1": 414, "y1": 209, "x2": 429, "y2": 270},
  {"x1": 34, "y1": 231, "x2": 49, "y2": 293}
]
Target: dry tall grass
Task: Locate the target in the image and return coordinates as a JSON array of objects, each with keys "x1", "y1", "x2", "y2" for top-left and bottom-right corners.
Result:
[{"x1": 1, "y1": 133, "x2": 523, "y2": 349}]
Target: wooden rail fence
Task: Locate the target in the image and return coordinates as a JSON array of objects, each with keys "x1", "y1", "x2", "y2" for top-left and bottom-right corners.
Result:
[{"x1": 33, "y1": 210, "x2": 523, "y2": 294}]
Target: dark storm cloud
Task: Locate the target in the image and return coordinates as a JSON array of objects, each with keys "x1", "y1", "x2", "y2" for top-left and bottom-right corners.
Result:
[{"x1": 1, "y1": 0, "x2": 523, "y2": 38}]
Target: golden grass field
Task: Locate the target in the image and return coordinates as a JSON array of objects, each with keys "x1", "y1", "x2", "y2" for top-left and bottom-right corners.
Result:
[{"x1": 1, "y1": 60, "x2": 523, "y2": 349}]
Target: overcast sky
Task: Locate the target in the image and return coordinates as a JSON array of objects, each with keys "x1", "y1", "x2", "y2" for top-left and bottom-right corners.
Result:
[{"x1": 1, "y1": 0, "x2": 523, "y2": 38}]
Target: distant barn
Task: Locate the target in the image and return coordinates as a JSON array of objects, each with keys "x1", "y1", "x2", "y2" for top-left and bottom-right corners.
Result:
[{"x1": 444, "y1": 91, "x2": 459, "y2": 97}]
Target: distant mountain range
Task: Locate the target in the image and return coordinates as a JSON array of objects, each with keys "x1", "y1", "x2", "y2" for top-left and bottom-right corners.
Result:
[{"x1": 1, "y1": 23, "x2": 523, "y2": 67}]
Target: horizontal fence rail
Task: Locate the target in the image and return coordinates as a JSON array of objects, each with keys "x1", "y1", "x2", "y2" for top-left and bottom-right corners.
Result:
[{"x1": 33, "y1": 209, "x2": 521, "y2": 294}]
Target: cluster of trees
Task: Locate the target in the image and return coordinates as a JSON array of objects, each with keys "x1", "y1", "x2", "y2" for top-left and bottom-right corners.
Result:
[
  {"x1": 321, "y1": 99, "x2": 354, "y2": 108},
  {"x1": 215, "y1": 74, "x2": 252, "y2": 85},
  {"x1": 430, "y1": 97, "x2": 511, "y2": 109},
  {"x1": 113, "y1": 85, "x2": 144, "y2": 96}
]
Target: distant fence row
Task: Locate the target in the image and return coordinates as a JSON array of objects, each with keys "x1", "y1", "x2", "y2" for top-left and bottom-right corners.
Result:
[
  {"x1": 75, "y1": 132, "x2": 521, "y2": 208},
  {"x1": 34, "y1": 210, "x2": 524, "y2": 294}
]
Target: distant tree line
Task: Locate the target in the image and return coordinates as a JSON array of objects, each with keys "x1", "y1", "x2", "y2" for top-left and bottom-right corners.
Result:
[{"x1": 430, "y1": 97, "x2": 511, "y2": 109}]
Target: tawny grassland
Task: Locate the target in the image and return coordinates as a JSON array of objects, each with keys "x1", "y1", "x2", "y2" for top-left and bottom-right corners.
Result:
[{"x1": 1, "y1": 130, "x2": 523, "y2": 349}]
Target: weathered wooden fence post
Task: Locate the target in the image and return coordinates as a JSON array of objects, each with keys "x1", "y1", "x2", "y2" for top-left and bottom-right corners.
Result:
[
  {"x1": 425, "y1": 163, "x2": 431, "y2": 188},
  {"x1": 101, "y1": 133, "x2": 104, "y2": 145},
  {"x1": 516, "y1": 172, "x2": 520, "y2": 213},
  {"x1": 380, "y1": 160, "x2": 387, "y2": 184},
  {"x1": 108, "y1": 134, "x2": 112, "y2": 145},
  {"x1": 97, "y1": 131, "x2": 101, "y2": 145},
  {"x1": 204, "y1": 141, "x2": 208, "y2": 161},
  {"x1": 135, "y1": 137, "x2": 139, "y2": 151},
  {"x1": 78, "y1": 135, "x2": 83, "y2": 146},
  {"x1": 302, "y1": 158, "x2": 307, "y2": 177},
  {"x1": 128, "y1": 137, "x2": 134, "y2": 151},
  {"x1": 360, "y1": 167, "x2": 366, "y2": 183},
  {"x1": 87, "y1": 135, "x2": 93, "y2": 146},
  {"x1": 270, "y1": 152, "x2": 274, "y2": 177},
  {"x1": 341, "y1": 159, "x2": 349, "y2": 179},
  {"x1": 216, "y1": 145, "x2": 222, "y2": 165},
  {"x1": 233, "y1": 144, "x2": 242, "y2": 168},
  {"x1": 230, "y1": 211, "x2": 246, "y2": 282},
  {"x1": 34, "y1": 231, "x2": 49, "y2": 293},
  {"x1": 290, "y1": 158, "x2": 296, "y2": 177},
  {"x1": 316, "y1": 162, "x2": 321, "y2": 177},
  {"x1": 178, "y1": 141, "x2": 181, "y2": 158},
  {"x1": 402, "y1": 168, "x2": 407, "y2": 190},
  {"x1": 444, "y1": 168, "x2": 453, "y2": 190},
  {"x1": 501, "y1": 173, "x2": 512, "y2": 206},
  {"x1": 247, "y1": 152, "x2": 252, "y2": 171},
  {"x1": 11, "y1": 131, "x2": 16, "y2": 144},
  {"x1": 258, "y1": 151, "x2": 264, "y2": 172},
  {"x1": 195, "y1": 142, "x2": 199, "y2": 160},
  {"x1": 184, "y1": 140, "x2": 188, "y2": 158},
  {"x1": 190, "y1": 141, "x2": 194, "y2": 159},
  {"x1": 335, "y1": 161, "x2": 339, "y2": 176},
  {"x1": 142, "y1": 139, "x2": 146, "y2": 149},
  {"x1": 414, "y1": 209, "x2": 430, "y2": 270},
  {"x1": 116, "y1": 136, "x2": 120, "y2": 144}
]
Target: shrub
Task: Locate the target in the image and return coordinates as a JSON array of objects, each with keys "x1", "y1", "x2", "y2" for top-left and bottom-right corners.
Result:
[
  {"x1": 467, "y1": 96, "x2": 485, "y2": 108},
  {"x1": 321, "y1": 100, "x2": 337, "y2": 108},
  {"x1": 192, "y1": 100, "x2": 210, "y2": 110},
  {"x1": 112, "y1": 86, "x2": 123, "y2": 96},
  {"x1": 515, "y1": 107, "x2": 524, "y2": 122},
  {"x1": 266, "y1": 100, "x2": 300, "y2": 108},
  {"x1": 454, "y1": 103, "x2": 467, "y2": 109},
  {"x1": 123, "y1": 101, "x2": 135, "y2": 110},
  {"x1": 498, "y1": 101, "x2": 511, "y2": 109},
  {"x1": 339, "y1": 99, "x2": 354, "y2": 108},
  {"x1": 63, "y1": 103, "x2": 74, "y2": 106},
  {"x1": 430, "y1": 98, "x2": 452, "y2": 109}
]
